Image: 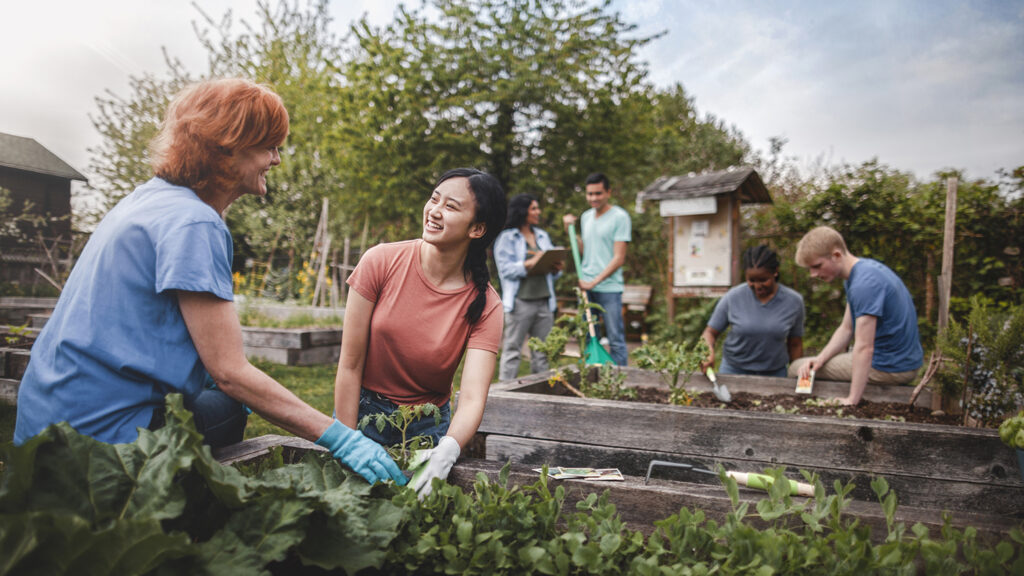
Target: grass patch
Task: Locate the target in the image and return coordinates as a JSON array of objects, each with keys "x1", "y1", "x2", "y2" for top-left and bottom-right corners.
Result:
[{"x1": 245, "y1": 359, "x2": 337, "y2": 439}]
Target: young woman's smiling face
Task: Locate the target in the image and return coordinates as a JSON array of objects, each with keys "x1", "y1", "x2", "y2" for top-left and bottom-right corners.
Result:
[{"x1": 422, "y1": 176, "x2": 483, "y2": 247}]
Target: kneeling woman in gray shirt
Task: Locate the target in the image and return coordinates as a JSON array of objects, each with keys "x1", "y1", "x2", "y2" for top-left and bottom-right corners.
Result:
[{"x1": 701, "y1": 246, "x2": 805, "y2": 377}]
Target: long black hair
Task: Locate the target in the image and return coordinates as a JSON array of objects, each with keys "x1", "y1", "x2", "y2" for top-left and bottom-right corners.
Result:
[
  {"x1": 504, "y1": 193, "x2": 538, "y2": 230},
  {"x1": 436, "y1": 168, "x2": 507, "y2": 325}
]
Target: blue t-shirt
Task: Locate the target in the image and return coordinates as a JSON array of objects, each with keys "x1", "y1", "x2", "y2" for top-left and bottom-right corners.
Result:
[
  {"x1": 14, "y1": 178, "x2": 234, "y2": 445},
  {"x1": 580, "y1": 205, "x2": 631, "y2": 293},
  {"x1": 845, "y1": 258, "x2": 923, "y2": 373},
  {"x1": 708, "y1": 283, "x2": 805, "y2": 372}
]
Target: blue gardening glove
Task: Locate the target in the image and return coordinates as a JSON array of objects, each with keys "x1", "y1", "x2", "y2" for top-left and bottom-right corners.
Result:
[
  {"x1": 409, "y1": 435, "x2": 460, "y2": 498},
  {"x1": 315, "y1": 420, "x2": 407, "y2": 485}
]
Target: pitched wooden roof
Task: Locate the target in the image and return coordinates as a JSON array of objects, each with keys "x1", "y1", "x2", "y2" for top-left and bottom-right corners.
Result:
[
  {"x1": 0, "y1": 132, "x2": 86, "y2": 181},
  {"x1": 638, "y1": 166, "x2": 771, "y2": 204}
]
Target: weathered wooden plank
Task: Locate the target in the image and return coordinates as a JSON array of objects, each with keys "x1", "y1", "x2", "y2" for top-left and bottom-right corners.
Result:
[
  {"x1": 212, "y1": 434, "x2": 323, "y2": 465},
  {"x1": 0, "y1": 297, "x2": 59, "y2": 307},
  {"x1": 483, "y1": 435, "x2": 1024, "y2": 517},
  {"x1": 0, "y1": 348, "x2": 31, "y2": 380},
  {"x1": 448, "y1": 458, "x2": 1018, "y2": 544},
  {"x1": 0, "y1": 377, "x2": 18, "y2": 405},
  {"x1": 293, "y1": 345, "x2": 340, "y2": 366},
  {"x1": 241, "y1": 327, "x2": 310, "y2": 348},
  {"x1": 494, "y1": 367, "x2": 934, "y2": 406},
  {"x1": 478, "y1": 390, "x2": 1015, "y2": 487},
  {"x1": 27, "y1": 314, "x2": 49, "y2": 329}
]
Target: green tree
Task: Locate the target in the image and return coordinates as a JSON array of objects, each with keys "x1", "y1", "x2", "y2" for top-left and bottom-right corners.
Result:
[{"x1": 339, "y1": 0, "x2": 663, "y2": 241}]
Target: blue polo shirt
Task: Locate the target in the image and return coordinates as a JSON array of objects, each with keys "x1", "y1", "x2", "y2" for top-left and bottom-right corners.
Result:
[{"x1": 14, "y1": 178, "x2": 234, "y2": 445}]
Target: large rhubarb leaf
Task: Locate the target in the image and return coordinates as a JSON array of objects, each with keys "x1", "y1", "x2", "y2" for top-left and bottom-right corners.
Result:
[{"x1": 0, "y1": 511, "x2": 187, "y2": 576}]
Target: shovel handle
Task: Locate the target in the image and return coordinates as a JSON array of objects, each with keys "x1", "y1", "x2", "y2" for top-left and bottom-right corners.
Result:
[{"x1": 726, "y1": 471, "x2": 815, "y2": 497}]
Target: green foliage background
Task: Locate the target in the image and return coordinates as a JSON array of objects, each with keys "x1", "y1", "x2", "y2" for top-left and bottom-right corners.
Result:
[{"x1": 82, "y1": 0, "x2": 1023, "y2": 350}]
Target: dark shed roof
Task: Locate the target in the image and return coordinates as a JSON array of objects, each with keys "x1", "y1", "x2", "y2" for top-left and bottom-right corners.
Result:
[
  {"x1": 0, "y1": 132, "x2": 86, "y2": 181},
  {"x1": 638, "y1": 166, "x2": 771, "y2": 204}
]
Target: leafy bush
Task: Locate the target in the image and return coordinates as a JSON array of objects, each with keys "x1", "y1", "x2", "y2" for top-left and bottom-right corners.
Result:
[
  {"x1": 936, "y1": 297, "x2": 1024, "y2": 426},
  {"x1": 2, "y1": 394, "x2": 1023, "y2": 575},
  {"x1": 1000, "y1": 411, "x2": 1024, "y2": 450}
]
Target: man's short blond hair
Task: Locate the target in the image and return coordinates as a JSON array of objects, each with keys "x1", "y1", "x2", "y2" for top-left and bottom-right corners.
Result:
[{"x1": 795, "y1": 226, "x2": 849, "y2": 267}]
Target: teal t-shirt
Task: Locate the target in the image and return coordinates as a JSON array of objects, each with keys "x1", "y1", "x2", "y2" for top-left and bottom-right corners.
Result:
[
  {"x1": 580, "y1": 205, "x2": 631, "y2": 293},
  {"x1": 14, "y1": 178, "x2": 234, "y2": 445}
]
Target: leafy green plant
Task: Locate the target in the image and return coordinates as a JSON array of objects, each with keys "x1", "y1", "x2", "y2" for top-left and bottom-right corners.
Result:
[
  {"x1": 936, "y1": 296, "x2": 1024, "y2": 426},
  {"x1": 633, "y1": 338, "x2": 709, "y2": 405},
  {"x1": 529, "y1": 289, "x2": 619, "y2": 398},
  {"x1": 3, "y1": 323, "x2": 32, "y2": 346},
  {"x1": 2, "y1": 396, "x2": 1023, "y2": 575},
  {"x1": 359, "y1": 403, "x2": 441, "y2": 468},
  {"x1": 1000, "y1": 411, "x2": 1024, "y2": 450},
  {"x1": 581, "y1": 363, "x2": 637, "y2": 401}
]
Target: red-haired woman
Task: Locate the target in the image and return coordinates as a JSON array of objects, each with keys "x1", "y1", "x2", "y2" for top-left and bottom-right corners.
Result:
[{"x1": 15, "y1": 78, "x2": 404, "y2": 486}]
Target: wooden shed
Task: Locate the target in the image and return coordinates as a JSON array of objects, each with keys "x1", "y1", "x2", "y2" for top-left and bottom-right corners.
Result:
[
  {"x1": 0, "y1": 132, "x2": 86, "y2": 287},
  {"x1": 636, "y1": 166, "x2": 771, "y2": 319}
]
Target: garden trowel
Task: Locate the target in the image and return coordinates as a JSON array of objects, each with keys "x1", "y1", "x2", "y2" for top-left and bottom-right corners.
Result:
[{"x1": 706, "y1": 367, "x2": 732, "y2": 403}]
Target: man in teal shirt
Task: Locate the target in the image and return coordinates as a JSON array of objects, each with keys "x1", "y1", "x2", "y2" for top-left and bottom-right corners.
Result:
[{"x1": 563, "y1": 173, "x2": 632, "y2": 365}]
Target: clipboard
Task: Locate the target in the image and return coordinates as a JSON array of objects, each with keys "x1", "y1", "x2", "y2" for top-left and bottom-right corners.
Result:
[{"x1": 528, "y1": 248, "x2": 569, "y2": 276}]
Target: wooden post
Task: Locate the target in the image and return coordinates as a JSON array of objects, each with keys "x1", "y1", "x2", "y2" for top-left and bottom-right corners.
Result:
[
  {"x1": 340, "y1": 235, "x2": 351, "y2": 303},
  {"x1": 666, "y1": 216, "x2": 676, "y2": 322},
  {"x1": 933, "y1": 176, "x2": 958, "y2": 411},
  {"x1": 937, "y1": 176, "x2": 957, "y2": 332}
]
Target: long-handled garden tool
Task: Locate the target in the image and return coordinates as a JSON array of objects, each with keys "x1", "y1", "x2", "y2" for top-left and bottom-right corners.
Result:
[
  {"x1": 643, "y1": 459, "x2": 815, "y2": 497},
  {"x1": 568, "y1": 223, "x2": 615, "y2": 365}
]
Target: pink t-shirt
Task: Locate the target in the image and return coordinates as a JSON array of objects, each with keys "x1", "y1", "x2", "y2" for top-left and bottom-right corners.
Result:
[{"x1": 347, "y1": 239, "x2": 502, "y2": 406}]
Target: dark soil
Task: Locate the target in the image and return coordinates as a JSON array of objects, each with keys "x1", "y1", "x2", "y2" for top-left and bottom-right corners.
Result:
[{"x1": 630, "y1": 387, "x2": 966, "y2": 426}]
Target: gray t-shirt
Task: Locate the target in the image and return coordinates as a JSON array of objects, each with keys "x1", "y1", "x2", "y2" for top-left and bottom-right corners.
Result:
[{"x1": 707, "y1": 283, "x2": 805, "y2": 372}]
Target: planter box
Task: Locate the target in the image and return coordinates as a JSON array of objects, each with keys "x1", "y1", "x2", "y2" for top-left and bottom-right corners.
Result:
[
  {"x1": 0, "y1": 347, "x2": 31, "y2": 406},
  {"x1": 476, "y1": 368, "x2": 1024, "y2": 521},
  {"x1": 216, "y1": 434, "x2": 1018, "y2": 543},
  {"x1": 0, "y1": 297, "x2": 56, "y2": 325},
  {"x1": 241, "y1": 326, "x2": 342, "y2": 366}
]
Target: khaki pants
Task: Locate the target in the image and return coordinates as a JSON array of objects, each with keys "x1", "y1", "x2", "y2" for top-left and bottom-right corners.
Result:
[{"x1": 787, "y1": 353, "x2": 919, "y2": 385}]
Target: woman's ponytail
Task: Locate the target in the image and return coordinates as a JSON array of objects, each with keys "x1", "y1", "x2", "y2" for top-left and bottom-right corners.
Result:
[{"x1": 435, "y1": 168, "x2": 507, "y2": 325}]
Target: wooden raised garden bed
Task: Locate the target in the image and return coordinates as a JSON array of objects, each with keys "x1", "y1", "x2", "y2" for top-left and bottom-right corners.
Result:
[
  {"x1": 241, "y1": 326, "x2": 342, "y2": 366},
  {"x1": 474, "y1": 368, "x2": 1024, "y2": 527},
  {"x1": 216, "y1": 434, "x2": 1018, "y2": 543},
  {"x1": 0, "y1": 297, "x2": 56, "y2": 325},
  {"x1": 0, "y1": 324, "x2": 36, "y2": 406}
]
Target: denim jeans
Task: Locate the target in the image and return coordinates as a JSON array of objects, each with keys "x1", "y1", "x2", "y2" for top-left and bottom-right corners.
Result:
[
  {"x1": 357, "y1": 388, "x2": 451, "y2": 447},
  {"x1": 151, "y1": 388, "x2": 248, "y2": 448},
  {"x1": 719, "y1": 356, "x2": 788, "y2": 378},
  {"x1": 588, "y1": 290, "x2": 627, "y2": 366}
]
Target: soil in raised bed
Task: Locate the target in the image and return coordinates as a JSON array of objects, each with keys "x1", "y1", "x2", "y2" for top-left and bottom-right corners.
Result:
[
  {"x1": 627, "y1": 387, "x2": 966, "y2": 426},
  {"x1": 541, "y1": 379, "x2": 968, "y2": 426}
]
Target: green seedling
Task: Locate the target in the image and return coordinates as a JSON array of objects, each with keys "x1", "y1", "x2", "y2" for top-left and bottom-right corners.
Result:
[{"x1": 359, "y1": 403, "x2": 441, "y2": 469}]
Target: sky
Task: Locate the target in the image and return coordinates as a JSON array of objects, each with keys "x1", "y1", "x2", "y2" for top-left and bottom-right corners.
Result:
[{"x1": 2, "y1": 0, "x2": 1022, "y2": 200}]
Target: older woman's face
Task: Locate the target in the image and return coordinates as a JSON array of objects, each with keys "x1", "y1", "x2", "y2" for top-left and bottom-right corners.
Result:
[{"x1": 234, "y1": 145, "x2": 281, "y2": 198}]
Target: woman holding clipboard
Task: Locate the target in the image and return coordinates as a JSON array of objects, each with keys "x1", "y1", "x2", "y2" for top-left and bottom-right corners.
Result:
[{"x1": 494, "y1": 194, "x2": 565, "y2": 380}]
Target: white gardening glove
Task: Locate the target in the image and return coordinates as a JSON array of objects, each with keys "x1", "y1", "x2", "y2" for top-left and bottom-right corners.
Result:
[{"x1": 409, "y1": 435, "x2": 460, "y2": 499}]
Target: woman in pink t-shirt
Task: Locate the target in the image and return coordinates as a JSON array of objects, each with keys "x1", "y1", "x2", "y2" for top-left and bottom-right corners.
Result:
[{"x1": 334, "y1": 168, "x2": 506, "y2": 497}]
